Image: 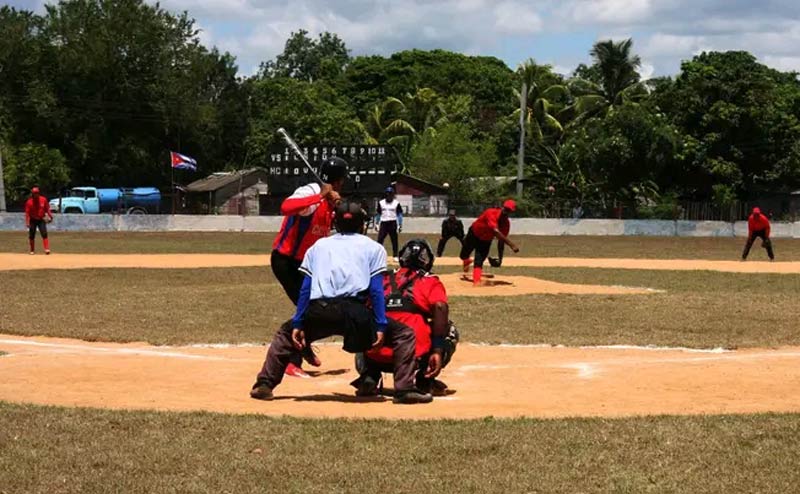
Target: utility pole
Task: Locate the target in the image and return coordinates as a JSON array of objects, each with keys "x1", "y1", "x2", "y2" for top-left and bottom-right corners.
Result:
[
  {"x1": 516, "y1": 81, "x2": 527, "y2": 197},
  {"x1": 0, "y1": 144, "x2": 6, "y2": 212}
]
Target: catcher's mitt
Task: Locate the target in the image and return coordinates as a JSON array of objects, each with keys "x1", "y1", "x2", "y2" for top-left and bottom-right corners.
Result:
[
  {"x1": 488, "y1": 256, "x2": 502, "y2": 268},
  {"x1": 44, "y1": 216, "x2": 53, "y2": 224}
]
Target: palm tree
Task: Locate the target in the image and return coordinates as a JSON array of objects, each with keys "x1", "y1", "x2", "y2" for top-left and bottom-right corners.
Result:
[
  {"x1": 566, "y1": 38, "x2": 648, "y2": 121},
  {"x1": 362, "y1": 88, "x2": 448, "y2": 169}
]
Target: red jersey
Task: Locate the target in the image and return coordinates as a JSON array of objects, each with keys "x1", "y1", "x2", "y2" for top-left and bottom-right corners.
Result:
[
  {"x1": 748, "y1": 209, "x2": 771, "y2": 237},
  {"x1": 25, "y1": 196, "x2": 51, "y2": 222},
  {"x1": 367, "y1": 268, "x2": 448, "y2": 365},
  {"x1": 470, "y1": 207, "x2": 510, "y2": 242},
  {"x1": 272, "y1": 183, "x2": 335, "y2": 261}
]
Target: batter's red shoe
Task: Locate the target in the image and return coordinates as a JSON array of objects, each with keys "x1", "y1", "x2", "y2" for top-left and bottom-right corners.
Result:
[{"x1": 285, "y1": 362, "x2": 311, "y2": 378}]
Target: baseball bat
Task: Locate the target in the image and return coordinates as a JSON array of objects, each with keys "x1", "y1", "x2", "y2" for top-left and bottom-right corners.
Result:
[{"x1": 276, "y1": 128, "x2": 325, "y2": 184}]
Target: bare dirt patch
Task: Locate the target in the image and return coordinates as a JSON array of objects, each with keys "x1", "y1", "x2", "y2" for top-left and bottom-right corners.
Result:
[
  {"x1": 1, "y1": 334, "x2": 799, "y2": 420},
  {"x1": 439, "y1": 273, "x2": 656, "y2": 296}
]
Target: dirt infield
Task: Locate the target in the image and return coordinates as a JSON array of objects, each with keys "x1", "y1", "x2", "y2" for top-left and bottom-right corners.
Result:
[
  {"x1": 1, "y1": 334, "x2": 799, "y2": 419},
  {"x1": 438, "y1": 273, "x2": 657, "y2": 296},
  {"x1": 2, "y1": 252, "x2": 799, "y2": 273}
]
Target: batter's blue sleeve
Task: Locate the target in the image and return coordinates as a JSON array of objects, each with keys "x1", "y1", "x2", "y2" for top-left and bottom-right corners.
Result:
[
  {"x1": 369, "y1": 274, "x2": 388, "y2": 333},
  {"x1": 292, "y1": 275, "x2": 312, "y2": 329}
]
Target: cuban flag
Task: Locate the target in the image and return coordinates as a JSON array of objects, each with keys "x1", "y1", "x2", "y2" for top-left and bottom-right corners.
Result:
[{"x1": 170, "y1": 151, "x2": 197, "y2": 171}]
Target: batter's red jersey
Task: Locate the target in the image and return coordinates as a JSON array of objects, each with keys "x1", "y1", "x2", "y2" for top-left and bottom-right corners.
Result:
[
  {"x1": 24, "y1": 196, "x2": 51, "y2": 222},
  {"x1": 367, "y1": 268, "x2": 448, "y2": 364},
  {"x1": 272, "y1": 183, "x2": 335, "y2": 261},
  {"x1": 470, "y1": 207, "x2": 510, "y2": 242},
  {"x1": 748, "y1": 210, "x2": 771, "y2": 237}
]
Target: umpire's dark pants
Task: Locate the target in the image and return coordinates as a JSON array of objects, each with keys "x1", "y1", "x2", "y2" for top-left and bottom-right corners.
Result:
[
  {"x1": 742, "y1": 230, "x2": 775, "y2": 260},
  {"x1": 255, "y1": 299, "x2": 417, "y2": 392},
  {"x1": 437, "y1": 233, "x2": 464, "y2": 257},
  {"x1": 377, "y1": 220, "x2": 399, "y2": 257},
  {"x1": 459, "y1": 228, "x2": 492, "y2": 268},
  {"x1": 271, "y1": 250, "x2": 314, "y2": 367},
  {"x1": 28, "y1": 219, "x2": 48, "y2": 240}
]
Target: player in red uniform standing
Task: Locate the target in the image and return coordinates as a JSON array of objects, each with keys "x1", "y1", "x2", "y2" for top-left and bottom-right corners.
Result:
[
  {"x1": 351, "y1": 239, "x2": 459, "y2": 397},
  {"x1": 742, "y1": 207, "x2": 775, "y2": 261},
  {"x1": 460, "y1": 199, "x2": 520, "y2": 285},
  {"x1": 271, "y1": 157, "x2": 349, "y2": 374},
  {"x1": 24, "y1": 187, "x2": 53, "y2": 255}
]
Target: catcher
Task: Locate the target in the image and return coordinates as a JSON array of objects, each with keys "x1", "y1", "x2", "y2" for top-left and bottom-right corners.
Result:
[
  {"x1": 460, "y1": 200, "x2": 520, "y2": 285},
  {"x1": 24, "y1": 187, "x2": 53, "y2": 255},
  {"x1": 742, "y1": 207, "x2": 775, "y2": 261},
  {"x1": 351, "y1": 239, "x2": 459, "y2": 397}
]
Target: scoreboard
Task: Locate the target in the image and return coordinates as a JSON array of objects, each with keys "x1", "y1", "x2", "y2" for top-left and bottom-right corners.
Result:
[{"x1": 265, "y1": 144, "x2": 399, "y2": 196}]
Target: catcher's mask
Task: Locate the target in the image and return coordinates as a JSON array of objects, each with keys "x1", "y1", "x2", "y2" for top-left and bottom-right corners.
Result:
[
  {"x1": 334, "y1": 200, "x2": 366, "y2": 234},
  {"x1": 398, "y1": 238, "x2": 435, "y2": 272}
]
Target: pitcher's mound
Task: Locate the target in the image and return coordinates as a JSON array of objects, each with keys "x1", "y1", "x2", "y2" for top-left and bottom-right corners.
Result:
[{"x1": 439, "y1": 273, "x2": 657, "y2": 297}]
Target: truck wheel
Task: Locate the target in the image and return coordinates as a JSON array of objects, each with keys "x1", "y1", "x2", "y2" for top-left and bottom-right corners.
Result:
[
  {"x1": 126, "y1": 207, "x2": 147, "y2": 215},
  {"x1": 64, "y1": 208, "x2": 82, "y2": 214}
]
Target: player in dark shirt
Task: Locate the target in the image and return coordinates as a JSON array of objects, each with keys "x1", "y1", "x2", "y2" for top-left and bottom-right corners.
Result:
[{"x1": 436, "y1": 209, "x2": 464, "y2": 257}]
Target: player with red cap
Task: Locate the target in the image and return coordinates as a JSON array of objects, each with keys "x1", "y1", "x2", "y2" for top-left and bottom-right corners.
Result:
[
  {"x1": 459, "y1": 199, "x2": 520, "y2": 285},
  {"x1": 24, "y1": 187, "x2": 53, "y2": 255},
  {"x1": 742, "y1": 207, "x2": 775, "y2": 261}
]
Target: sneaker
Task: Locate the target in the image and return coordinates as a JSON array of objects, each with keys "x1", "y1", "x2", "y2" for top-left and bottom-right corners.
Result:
[
  {"x1": 430, "y1": 379, "x2": 450, "y2": 397},
  {"x1": 285, "y1": 362, "x2": 311, "y2": 378},
  {"x1": 45, "y1": 250, "x2": 51, "y2": 255},
  {"x1": 250, "y1": 385, "x2": 274, "y2": 401},
  {"x1": 29, "y1": 251, "x2": 35, "y2": 255},
  {"x1": 301, "y1": 346, "x2": 322, "y2": 367},
  {"x1": 393, "y1": 390, "x2": 433, "y2": 404}
]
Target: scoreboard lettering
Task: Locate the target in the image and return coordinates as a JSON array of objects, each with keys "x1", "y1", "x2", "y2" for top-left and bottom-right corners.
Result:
[{"x1": 266, "y1": 144, "x2": 398, "y2": 196}]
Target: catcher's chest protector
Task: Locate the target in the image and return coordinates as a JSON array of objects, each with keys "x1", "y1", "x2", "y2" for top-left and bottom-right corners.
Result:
[{"x1": 384, "y1": 271, "x2": 427, "y2": 316}]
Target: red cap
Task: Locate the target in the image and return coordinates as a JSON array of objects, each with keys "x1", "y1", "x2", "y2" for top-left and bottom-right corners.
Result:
[
  {"x1": 31, "y1": 187, "x2": 40, "y2": 194},
  {"x1": 503, "y1": 199, "x2": 517, "y2": 212},
  {"x1": 752, "y1": 207, "x2": 761, "y2": 215}
]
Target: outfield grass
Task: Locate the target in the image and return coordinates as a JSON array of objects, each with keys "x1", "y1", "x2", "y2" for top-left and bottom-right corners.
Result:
[
  {"x1": 2, "y1": 267, "x2": 798, "y2": 348},
  {"x1": 0, "y1": 402, "x2": 798, "y2": 494},
  {"x1": 3, "y1": 231, "x2": 800, "y2": 260}
]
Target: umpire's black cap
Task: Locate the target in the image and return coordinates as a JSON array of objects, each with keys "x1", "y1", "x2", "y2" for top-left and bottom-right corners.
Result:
[{"x1": 334, "y1": 200, "x2": 366, "y2": 234}]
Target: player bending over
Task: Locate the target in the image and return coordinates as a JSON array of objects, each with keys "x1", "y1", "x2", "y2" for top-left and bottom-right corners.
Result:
[
  {"x1": 460, "y1": 199, "x2": 520, "y2": 285},
  {"x1": 351, "y1": 239, "x2": 459, "y2": 397},
  {"x1": 251, "y1": 201, "x2": 433, "y2": 405},
  {"x1": 270, "y1": 157, "x2": 349, "y2": 374},
  {"x1": 742, "y1": 207, "x2": 775, "y2": 261},
  {"x1": 436, "y1": 209, "x2": 465, "y2": 257}
]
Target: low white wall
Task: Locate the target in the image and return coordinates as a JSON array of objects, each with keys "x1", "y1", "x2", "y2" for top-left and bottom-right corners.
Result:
[{"x1": 1, "y1": 213, "x2": 799, "y2": 237}]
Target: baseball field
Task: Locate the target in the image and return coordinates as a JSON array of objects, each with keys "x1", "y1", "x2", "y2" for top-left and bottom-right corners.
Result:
[{"x1": 2, "y1": 232, "x2": 800, "y2": 492}]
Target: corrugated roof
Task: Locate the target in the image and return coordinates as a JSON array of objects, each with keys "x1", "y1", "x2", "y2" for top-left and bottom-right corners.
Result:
[{"x1": 185, "y1": 169, "x2": 261, "y2": 192}]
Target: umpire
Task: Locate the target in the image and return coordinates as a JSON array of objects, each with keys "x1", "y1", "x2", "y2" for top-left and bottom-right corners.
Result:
[
  {"x1": 251, "y1": 200, "x2": 433, "y2": 405},
  {"x1": 436, "y1": 209, "x2": 464, "y2": 257}
]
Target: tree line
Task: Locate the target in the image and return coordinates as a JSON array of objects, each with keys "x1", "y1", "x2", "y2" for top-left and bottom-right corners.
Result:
[{"x1": 2, "y1": 0, "x2": 800, "y2": 217}]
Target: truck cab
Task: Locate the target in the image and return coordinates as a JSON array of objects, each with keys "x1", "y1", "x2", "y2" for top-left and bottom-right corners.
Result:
[{"x1": 50, "y1": 187, "x2": 101, "y2": 214}]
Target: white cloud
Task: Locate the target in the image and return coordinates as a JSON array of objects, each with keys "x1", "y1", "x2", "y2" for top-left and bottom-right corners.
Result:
[{"x1": 494, "y1": 2, "x2": 543, "y2": 35}]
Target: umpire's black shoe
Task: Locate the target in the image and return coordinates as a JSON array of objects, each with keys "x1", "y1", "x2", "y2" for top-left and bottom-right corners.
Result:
[
  {"x1": 250, "y1": 384, "x2": 274, "y2": 401},
  {"x1": 393, "y1": 390, "x2": 433, "y2": 404},
  {"x1": 355, "y1": 376, "x2": 381, "y2": 397}
]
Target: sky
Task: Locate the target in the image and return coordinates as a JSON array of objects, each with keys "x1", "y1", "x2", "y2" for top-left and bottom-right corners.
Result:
[{"x1": 8, "y1": 0, "x2": 800, "y2": 78}]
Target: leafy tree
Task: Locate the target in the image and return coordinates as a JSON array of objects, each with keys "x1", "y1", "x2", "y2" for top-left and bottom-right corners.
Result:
[
  {"x1": 2, "y1": 142, "x2": 70, "y2": 202},
  {"x1": 260, "y1": 30, "x2": 350, "y2": 82},
  {"x1": 654, "y1": 51, "x2": 800, "y2": 200},
  {"x1": 408, "y1": 123, "x2": 494, "y2": 198}
]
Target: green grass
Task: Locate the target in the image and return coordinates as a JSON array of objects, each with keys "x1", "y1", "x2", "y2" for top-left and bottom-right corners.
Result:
[
  {"x1": 1, "y1": 402, "x2": 799, "y2": 494},
  {"x1": 3, "y1": 231, "x2": 800, "y2": 260},
  {"x1": 2, "y1": 267, "x2": 799, "y2": 348}
]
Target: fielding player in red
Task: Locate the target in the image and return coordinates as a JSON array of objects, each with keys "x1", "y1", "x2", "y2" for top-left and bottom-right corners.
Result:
[
  {"x1": 460, "y1": 199, "x2": 520, "y2": 285},
  {"x1": 24, "y1": 187, "x2": 53, "y2": 255},
  {"x1": 271, "y1": 157, "x2": 349, "y2": 374},
  {"x1": 742, "y1": 207, "x2": 775, "y2": 261},
  {"x1": 351, "y1": 239, "x2": 459, "y2": 397}
]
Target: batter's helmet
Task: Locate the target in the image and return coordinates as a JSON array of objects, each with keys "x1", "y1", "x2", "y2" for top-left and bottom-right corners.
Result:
[
  {"x1": 398, "y1": 238, "x2": 435, "y2": 273},
  {"x1": 334, "y1": 200, "x2": 366, "y2": 234},
  {"x1": 320, "y1": 157, "x2": 349, "y2": 183}
]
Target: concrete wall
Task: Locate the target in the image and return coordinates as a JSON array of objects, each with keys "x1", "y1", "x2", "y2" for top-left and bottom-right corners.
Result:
[{"x1": 2, "y1": 212, "x2": 800, "y2": 237}]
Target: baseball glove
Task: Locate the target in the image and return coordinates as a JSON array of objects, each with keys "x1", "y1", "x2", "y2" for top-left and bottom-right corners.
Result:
[
  {"x1": 44, "y1": 216, "x2": 53, "y2": 224},
  {"x1": 488, "y1": 256, "x2": 502, "y2": 268}
]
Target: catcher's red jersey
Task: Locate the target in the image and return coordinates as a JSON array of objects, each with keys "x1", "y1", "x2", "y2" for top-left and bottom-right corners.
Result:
[{"x1": 367, "y1": 268, "x2": 447, "y2": 364}]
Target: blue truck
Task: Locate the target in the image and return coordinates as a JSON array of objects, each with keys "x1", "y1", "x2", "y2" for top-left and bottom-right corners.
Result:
[{"x1": 50, "y1": 187, "x2": 161, "y2": 215}]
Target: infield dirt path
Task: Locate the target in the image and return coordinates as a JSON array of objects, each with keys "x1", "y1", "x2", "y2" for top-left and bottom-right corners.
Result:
[
  {"x1": 1, "y1": 335, "x2": 799, "y2": 419},
  {"x1": 2, "y1": 253, "x2": 798, "y2": 274}
]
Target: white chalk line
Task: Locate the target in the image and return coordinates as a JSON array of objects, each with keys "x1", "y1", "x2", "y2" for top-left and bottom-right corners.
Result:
[{"x1": 0, "y1": 339, "x2": 246, "y2": 362}]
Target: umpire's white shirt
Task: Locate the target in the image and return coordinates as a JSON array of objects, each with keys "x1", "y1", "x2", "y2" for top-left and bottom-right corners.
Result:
[{"x1": 299, "y1": 233, "x2": 387, "y2": 300}]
